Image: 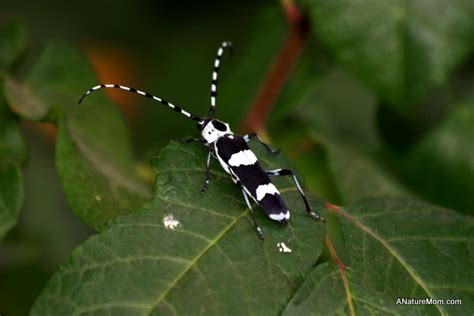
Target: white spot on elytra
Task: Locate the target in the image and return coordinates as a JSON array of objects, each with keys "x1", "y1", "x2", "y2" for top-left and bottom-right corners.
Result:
[
  {"x1": 163, "y1": 214, "x2": 180, "y2": 230},
  {"x1": 228, "y1": 150, "x2": 257, "y2": 167},
  {"x1": 255, "y1": 183, "x2": 279, "y2": 201},
  {"x1": 277, "y1": 242, "x2": 292, "y2": 253},
  {"x1": 269, "y1": 210, "x2": 290, "y2": 221}
]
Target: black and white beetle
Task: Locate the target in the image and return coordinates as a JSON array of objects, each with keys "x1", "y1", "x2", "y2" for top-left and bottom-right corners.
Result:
[{"x1": 79, "y1": 41, "x2": 325, "y2": 239}]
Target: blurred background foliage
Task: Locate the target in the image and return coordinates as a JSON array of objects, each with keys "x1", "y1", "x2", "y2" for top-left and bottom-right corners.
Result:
[{"x1": 0, "y1": 0, "x2": 474, "y2": 314}]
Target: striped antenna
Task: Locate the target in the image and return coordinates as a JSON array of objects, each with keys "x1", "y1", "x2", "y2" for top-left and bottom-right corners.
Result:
[
  {"x1": 208, "y1": 41, "x2": 232, "y2": 117},
  {"x1": 78, "y1": 84, "x2": 202, "y2": 122}
]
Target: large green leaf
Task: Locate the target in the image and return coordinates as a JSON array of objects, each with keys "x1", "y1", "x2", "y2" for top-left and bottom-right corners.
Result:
[
  {"x1": 309, "y1": 0, "x2": 474, "y2": 109},
  {"x1": 275, "y1": 68, "x2": 408, "y2": 203},
  {"x1": 0, "y1": 164, "x2": 23, "y2": 241},
  {"x1": 0, "y1": 93, "x2": 26, "y2": 240},
  {"x1": 284, "y1": 198, "x2": 474, "y2": 315},
  {"x1": 4, "y1": 42, "x2": 106, "y2": 120},
  {"x1": 0, "y1": 95, "x2": 26, "y2": 166},
  {"x1": 400, "y1": 105, "x2": 474, "y2": 214},
  {"x1": 324, "y1": 142, "x2": 409, "y2": 204},
  {"x1": 31, "y1": 141, "x2": 326, "y2": 315},
  {"x1": 4, "y1": 43, "x2": 152, "y2": 230},
  {"x1": 0, "y1": 19, "x2": 28, "y2": 73},
  {"x1": 292, "y1": 68, "x2": 380, "y2": 153}
]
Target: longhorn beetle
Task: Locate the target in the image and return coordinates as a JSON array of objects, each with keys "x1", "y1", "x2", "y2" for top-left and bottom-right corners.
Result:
[{"x1": 79, "y1": 41, "x2": 325, "y2": 240}]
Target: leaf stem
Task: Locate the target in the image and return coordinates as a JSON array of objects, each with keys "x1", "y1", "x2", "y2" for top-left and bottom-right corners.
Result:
[
  {"x1": 324, "y1": 233, "x2": 346, "y2": 270},
  {"x1": 239, "y1": 0, "x2": 310, "y2": 133},
  {"x1": 325, "y1": 203, "x2": 356, "y2": 315},
  {"x1": 338, "y1": 263, "x2": 356, "y2": 316},
  {"x1": 325, "y1": 233, "x2": 355, "y2": 316}
]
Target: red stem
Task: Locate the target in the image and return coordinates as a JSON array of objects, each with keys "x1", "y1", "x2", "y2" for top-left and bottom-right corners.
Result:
[
  {"x1": 325, "y1": 234, "x2": 347, "y2": 270},
  {"x1": 240, "y1": 0, "x2": 310, "y2": 133}
]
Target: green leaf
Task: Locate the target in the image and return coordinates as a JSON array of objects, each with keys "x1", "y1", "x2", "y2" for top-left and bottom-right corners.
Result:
[
  {"x1": 283, "y1": 198, "x2": 474, "y2": 315},
  {"x1": 4, "y1": 77, "x2": 48, "y2": 121},
  {"x1": 56, "y1": 102, "x2": 152, "y2": 230},
  {"x1": 275, "y1": 68, "x2": 407, "y2": 203},
  {"x1": 5, "y1": 42, "x2": 101, "y2": 120},
  {"x1": 0, "y1": 164, "x2": 23, "y2": 241},
  {"x1": 31, "y1": 141, "x2": 326, "y2": 315},
  {"x1": 0, "y1": 19, "x2": 28, "y2": 73},
  {"x1": 401, "y1": 106, "x2": 474, "y2": 214},
  {"x1": 282, "y1": 261, "x2": 346, "y2": 315},
  {"x1": 0, "y1": 95, "x2": 27, "y2": 166},
  {"x1": 4, "y1": 43, "x2": 152, "y2": 230},
  {"x1": 324, "y1": 142, "x2": 409, "y2": 204},
  {"x1": 295, "y1": 68, "x2": 380, "y2": 152},
  {"x1": 309, "y1": 0, "x2": 474, "y2": 109},
  {"x1": 0, "y1": 93, "x2": 26, "y2": 240}
]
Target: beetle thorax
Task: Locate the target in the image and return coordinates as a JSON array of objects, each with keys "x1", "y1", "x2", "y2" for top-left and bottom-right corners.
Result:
[{"x1": 201, "y1": 119, "x2": 232, "y2": 143}]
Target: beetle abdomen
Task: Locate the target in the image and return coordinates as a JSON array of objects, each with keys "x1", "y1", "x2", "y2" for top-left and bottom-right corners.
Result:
[{"x1": 215, "y1": 135, "x2": 290, "y2": 222}]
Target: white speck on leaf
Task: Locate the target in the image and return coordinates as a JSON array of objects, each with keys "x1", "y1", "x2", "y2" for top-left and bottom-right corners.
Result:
[
  {"x1": 277, "y1": 242, "x2": 292, "y2": 253},
  {"x1": 95, "y1": 194, "x2": 102, "y2": 202},
  {"x1": 163, "y1": 214, "x2": 180, "y2": 230}
]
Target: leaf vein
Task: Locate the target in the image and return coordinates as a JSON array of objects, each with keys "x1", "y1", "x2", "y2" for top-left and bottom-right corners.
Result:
[
  {"x1": 336, "y1": 207, "x2": 446, "y2": 315},
  {"x1": 145, "y1": 207, "x2": 250, "y2": 314}
]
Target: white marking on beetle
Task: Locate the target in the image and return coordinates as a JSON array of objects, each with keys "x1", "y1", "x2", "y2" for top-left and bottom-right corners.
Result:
[
  {"x1": 269, "y1": 210, "x2": 290, "y2": 221},
  {"x1": 181, "y1": 110, "x2": 191, "y2": 117},
  {"x1": 255, "y1": 183, "x2": 279, "y2": 201},
  {"x1": 277, "y1": 242, "x2": 292, "y2": 253},
  {"x1": 163, "y1": 214, "x2": 180, "y2": 230},
  {"x1": 228, "y1": 150, "x2": 258, "y2": 167}
]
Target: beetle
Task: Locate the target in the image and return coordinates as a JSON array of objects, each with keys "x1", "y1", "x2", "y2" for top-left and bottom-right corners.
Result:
[{"x1": 79, "y1": 41, "x2": 325, "y2": 239}]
